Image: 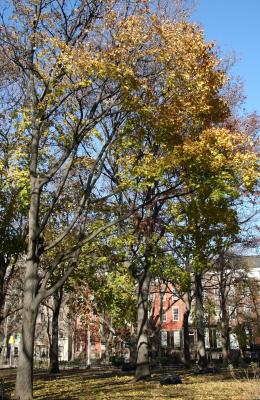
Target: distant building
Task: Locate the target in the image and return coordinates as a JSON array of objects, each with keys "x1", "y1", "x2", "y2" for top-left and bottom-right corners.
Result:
[
  {"x1": 147, "y1": 256, "x2": 260, "y2": 361},
  {"x1": 1, "y1": 256, "x2": 259, "y2": 366}
]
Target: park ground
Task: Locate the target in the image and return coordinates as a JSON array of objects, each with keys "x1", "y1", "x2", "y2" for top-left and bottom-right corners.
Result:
[{"x1": 1, "y1": 367, "x2": 260, "y2": 400}]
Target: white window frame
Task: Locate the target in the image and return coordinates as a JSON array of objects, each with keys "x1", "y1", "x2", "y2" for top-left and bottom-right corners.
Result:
[
  {"x1": 205, "y1": 328, "x2": 210, "y2": 348},
  {"x1": 162, "y1": 309, "x2": 167, "y2": 322},
  {"x1": 161, "y1": 330, "x2": 167, "y2": 348},
  {"x1": 216, "y1": 329, "x2": 222, "y2": 348},
  {"x1": 173, "y1": 330, "x2": 181, "y2": 349},
  {"x1": 173, "y1": 307, "x2": 179, "y2": 321}
]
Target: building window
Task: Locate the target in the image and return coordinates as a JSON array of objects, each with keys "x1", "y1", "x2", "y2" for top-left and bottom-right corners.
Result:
[
  {"x1": 189, "y1": 332, "x2": 195, "y2": 349},
  {"x1": 205, "y1": 328, "x2": 210, "y2": 348},
  {"x1": 161, "y1": 331, "x2": 167, "y2": 348},
  {"x1": 209, "y1": 328, "x2": 216, "y2": 348},
  {"x1": 230, "y1": 333, "x2": 239, "y2": 349},
  {"x1": 173, "y1": 307, "x2": 179, "y2": 321},
  {"x1": 173, "y1": 330, "x2": 181, "y2": 349},
  {"x1": 162, "y1": 309, "x2": 167, "y2": 322},
  {"x1": 216, "y1": 330, "x2": 222, "y2": 348}
]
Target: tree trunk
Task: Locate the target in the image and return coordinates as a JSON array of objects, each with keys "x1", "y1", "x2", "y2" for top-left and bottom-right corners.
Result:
[
  {"x1": 220, "y1": 289, "x2": 230, "y2": 365},
  {"x1": 15, "y1": 159, "x2": 41, "y2": 399},
  {"x1": 49, "y1": 288, "x2": 63, "y2": 374},
  {"x1": 221, "y1": 322, "x2": 230, "y2": 366},
  {"x1": 195, "y1": 273, "x2": 207, "y2": 368},
  {"x1": 135, "y1": 268, "x2": 151, "y2": 381},
  {"x1": 0, "y1": 255, "x2": 7, "y2": 325},
  {"x1": 15, "y1": 259, "x2": 39, "y2": 400},
  {"x1": 182, "y1": 291, "x2": 191, "y2": 367}
]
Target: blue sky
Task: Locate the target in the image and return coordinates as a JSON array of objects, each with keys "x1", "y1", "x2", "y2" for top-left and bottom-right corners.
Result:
[
  {"x1": 191, "y1": 1, "x2": 260, "y2": 257},
  {"x1": 191, "y1": 0, "x2": 260, "y2": 114}
]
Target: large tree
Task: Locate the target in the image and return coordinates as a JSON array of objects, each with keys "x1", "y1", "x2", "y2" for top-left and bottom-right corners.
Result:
[
  {"x1": 0, "y1": 46, "x2": 28, "y2": 324},
  {"x1": 165, "y1": 124, "x2": 258, "y2": 367},
  {"x1": 0, "y1": 1, "x2": 180, "y2": 397},
  {"x1": 0, "y1": 1, "x2": 258, "y2": 397},
  {"x1": 0, "y1": 0, "x2": 229, "y2": 396}
]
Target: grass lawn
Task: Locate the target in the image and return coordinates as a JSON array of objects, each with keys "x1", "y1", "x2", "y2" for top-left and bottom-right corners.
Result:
[{"x1": 1, "y1": 367, "x2": 259, "y2": 400}]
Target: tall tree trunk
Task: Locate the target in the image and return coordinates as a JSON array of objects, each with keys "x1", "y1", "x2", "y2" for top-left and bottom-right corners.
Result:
[
  {"x1": 221, "y1": 322, "x2": 230, "y2": 366},
  {"x1": 220, "y1": 290, "x2": 230, "y2": 365},
  {"x1": 135, "y1": 267, "x2": 151, "y2": 381},
  {"x1": 0, "y1": 255, "x2": 7, "y2": 325},
  {"x1": 182, "y1": 291, "x2": 191, "y2": 367},
  {"x1": 195, "y1": 273, "x2": 207, "y2": 368},
  {"x1": 16, "y1": 125, "x2": 41, "y2": 399},
  {"x1": 218, "y1": 261, "x2": 231, "y2": 366},
  {"x1": 15, "y1": 260, "x2": 39, "y2": 400},
  {"x1": 49, "y1": 288, "x2": 63, "y2": 374}
]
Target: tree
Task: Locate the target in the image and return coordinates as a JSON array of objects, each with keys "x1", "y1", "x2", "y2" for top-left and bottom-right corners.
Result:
[
  {"x1": 0, "y1": 53, "x2": 27, "y2": 324},
  {"x1": 164, "y1": 122, "x2": 258, "y2": 367},
  {"x1": 212, "y1": 253, "x2": 259, "y2": 365},
  {"x1": 63, "y1": 247, "x2": 137, "y2": 367},
  {"x1": 97, "y1": 17, "x2": 258, "y2": 377},
  {"x1": 2, "y1": 1, "x2": 225, "y2": 396},
  {"x1": 48, "y1": 287, "x2": 63, "y2": 374},
  {"x1": 0, "y1": 1, "x2": 258, "y2": 397},
  {"x1": 1, "y1": 1, "x2": 177, "y2": 397}
]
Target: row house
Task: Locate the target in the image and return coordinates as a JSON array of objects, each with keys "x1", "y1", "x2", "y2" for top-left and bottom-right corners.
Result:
[
  {"x1": 64, "y1": 258, "x2": 260, "y2": 364},
  {"x1": 148, "y1": 260, "x2": 259, "y2": 361},
  {"x1": 1, "y1": 258, "x2": 259, "y2": 366}
]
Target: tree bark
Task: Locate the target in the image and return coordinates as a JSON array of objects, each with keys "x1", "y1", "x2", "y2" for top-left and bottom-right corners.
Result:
[
  {"x1": 220, "y1": 289, "x2": 230, "y2": 365},
  {"x1": 135, "y1": 268, "x2": 151, "y2": 381},
  {"x1": 49, "y1": 288, "x2": 63, "y2": 374},
  {"x1": 0, "y1": 255, "x2": 8, "y2": 325},
  {"x1": 217, "y1": 260, "x2": 231, "y2": 366},
  {"x1": 221, "y1": 321, "x2": 230, "y2": 366},
  {"x1": 194, "y1": 273, "x2": 207, "y2": 368},
  {"x1": 15, "y1": 118, "x2": 41, "y2": 399},
  {"x1": 15, "y1": 260, "x2": 39, "y2": 400},
  {"x1": 182, "y1": 291, "x2": 191, "y2": 367}
]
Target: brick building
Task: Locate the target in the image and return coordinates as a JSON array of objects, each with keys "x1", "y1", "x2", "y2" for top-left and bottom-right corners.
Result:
[{"x1": 147, "y1": 256, "x2": 260, "y2": 361}]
